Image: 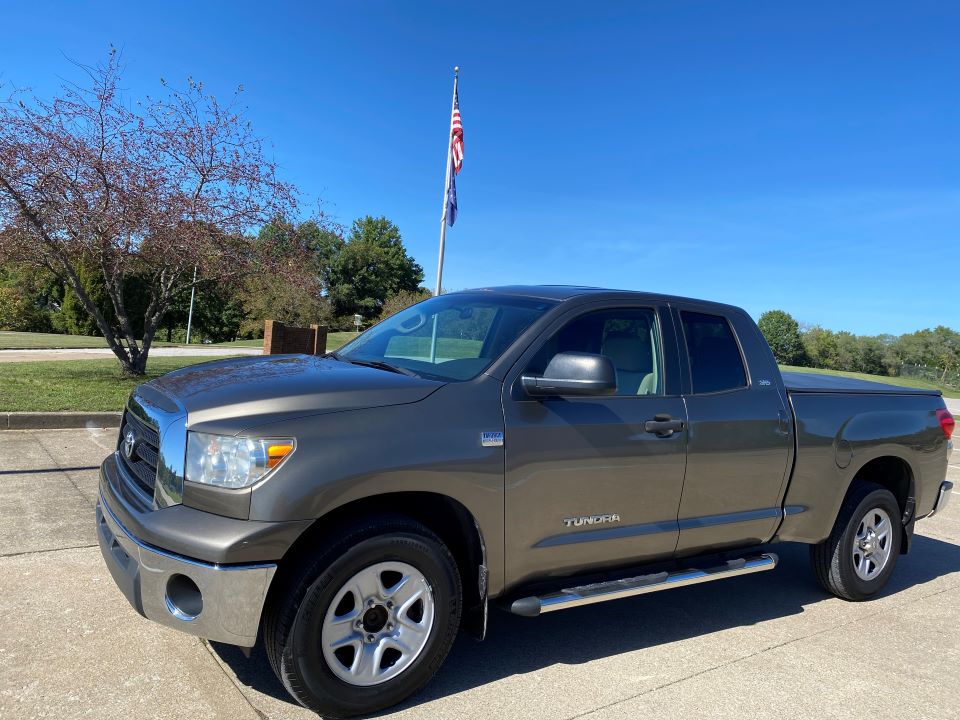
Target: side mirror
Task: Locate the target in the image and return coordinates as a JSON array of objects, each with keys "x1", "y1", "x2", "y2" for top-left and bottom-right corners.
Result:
[{"x1": 521, "y1": 352, "x2": 617, "y2": 397}]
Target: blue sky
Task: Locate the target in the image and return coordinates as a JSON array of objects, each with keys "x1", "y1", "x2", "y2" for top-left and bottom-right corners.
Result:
[{"x1": 2, "y1": 1, "x2": 957, "y2": 335}]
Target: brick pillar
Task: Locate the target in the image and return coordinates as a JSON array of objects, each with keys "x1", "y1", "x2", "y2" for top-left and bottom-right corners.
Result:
[
  {"x1": 263, "y1": 320, "x2": 284, "y2": 355},
  {"x1": 310, "y1": 325, "x2": 328, "y2": 355}
]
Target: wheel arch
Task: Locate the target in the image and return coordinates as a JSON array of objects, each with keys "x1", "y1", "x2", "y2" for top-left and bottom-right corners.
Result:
[
  {"x1": 843, "y1": 454, "x2": 916, "y2": 553},
  {"x1": 271, "y1": 491, "x2": 489, "y2": 639}
]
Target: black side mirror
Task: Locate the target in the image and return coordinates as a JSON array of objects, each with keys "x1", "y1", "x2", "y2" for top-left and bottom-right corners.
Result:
[{"x1": 521, "y1": 352, "x2": 617, "y2": 397}]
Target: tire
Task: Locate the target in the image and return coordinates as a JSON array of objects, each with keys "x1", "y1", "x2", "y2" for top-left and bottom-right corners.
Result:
[
  {"x1": 810, "y1": 482, "x2": 901, "y2": 601},
  {"x1": 262, "y1": 515, "x2": 462, "y2": 718}
]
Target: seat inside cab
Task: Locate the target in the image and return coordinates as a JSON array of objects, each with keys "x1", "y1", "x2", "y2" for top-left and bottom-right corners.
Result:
[{"x1": 601, "y1": 329, "x2": 658, "y2": 395}]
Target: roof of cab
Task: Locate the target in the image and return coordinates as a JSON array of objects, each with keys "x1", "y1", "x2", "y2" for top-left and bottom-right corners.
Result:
[
  {"x1": 463, "y1": 285, "x2": 608, "y2": 301},
  {"x1": 459, "y1": 285, "x2": 745, "y2": 313}
]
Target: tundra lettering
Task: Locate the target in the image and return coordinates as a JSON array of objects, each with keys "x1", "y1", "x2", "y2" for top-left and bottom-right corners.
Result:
[{"x1": 563, "y1": 514, "x2": 622, "y2": 527}]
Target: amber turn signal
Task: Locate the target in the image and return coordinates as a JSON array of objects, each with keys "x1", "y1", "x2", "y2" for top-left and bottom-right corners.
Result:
[{"x1": 267, "y1": 443, "x2": 295, "y2": 468}]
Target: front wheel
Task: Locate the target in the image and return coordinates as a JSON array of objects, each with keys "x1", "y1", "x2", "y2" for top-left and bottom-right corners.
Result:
[
  {"x1": 810, "y1": 482, "x2": 901, "y2": 601},
  {"x1": 263, "y1": 516, "x2": 462, "y2": 718}
]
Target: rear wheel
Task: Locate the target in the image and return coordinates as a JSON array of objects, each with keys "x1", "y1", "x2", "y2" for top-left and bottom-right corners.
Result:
[
  {"x1": 810, "y1": 482, "x2": 901, "y2": 601},
  {"x1": 263, "y1": 516, "x2": 462, "y2": 718}
]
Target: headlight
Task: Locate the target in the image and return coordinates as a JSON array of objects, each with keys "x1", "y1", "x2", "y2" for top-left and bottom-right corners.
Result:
[{"x1": 185, "y1": 432, "x2": 295, "y2": 489}]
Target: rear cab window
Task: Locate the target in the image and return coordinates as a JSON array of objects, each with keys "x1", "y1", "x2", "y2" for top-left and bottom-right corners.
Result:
[{"x1": 680, "y1": 310, "x2": 748, "y2": 394}]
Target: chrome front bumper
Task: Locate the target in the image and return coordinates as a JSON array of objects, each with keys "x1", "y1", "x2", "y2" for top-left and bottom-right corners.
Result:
[
  {"x1": 928, "y1": 481, "x2": 954, "y2": 518},
  {"x1": 96, "y1": 493, "x2": 277, "y2": 647}
]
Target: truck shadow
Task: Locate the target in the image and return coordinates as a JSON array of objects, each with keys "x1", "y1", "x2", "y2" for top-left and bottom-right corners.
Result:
[{"x1": 210, "y1": 535, "x2": 960, "y2": 714}]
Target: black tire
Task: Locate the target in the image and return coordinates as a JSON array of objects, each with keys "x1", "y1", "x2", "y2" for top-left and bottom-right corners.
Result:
[
  {"x1": 262, "y1": 515, "x2": 462, "y2": 718},
  {"x1": 810, "y1": 482, "x2": 901, "y2": 601}
]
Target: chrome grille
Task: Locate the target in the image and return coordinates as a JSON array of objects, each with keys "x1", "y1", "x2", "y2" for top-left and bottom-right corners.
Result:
[{"x1": 118, "y1": 410, "x2": 161, "y2": 499}]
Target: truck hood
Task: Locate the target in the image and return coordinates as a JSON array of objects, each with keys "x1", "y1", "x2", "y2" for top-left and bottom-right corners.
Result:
[{"x1": 142, "y1": 354, "x2": 445, "y2": 435}]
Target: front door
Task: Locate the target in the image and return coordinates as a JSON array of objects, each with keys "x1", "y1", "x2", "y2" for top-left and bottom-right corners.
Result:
[{"x1": 502, "y1": 303, "x2": 688, "y2": 587}]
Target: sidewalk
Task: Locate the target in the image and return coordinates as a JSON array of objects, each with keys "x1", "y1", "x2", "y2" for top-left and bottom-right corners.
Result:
[{"x1": 0, "y1": 347, "x2": 262, "y2": 362}]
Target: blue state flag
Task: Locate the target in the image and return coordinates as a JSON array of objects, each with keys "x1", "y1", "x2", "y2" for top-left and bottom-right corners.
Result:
[{"x1": 446, "y1": 162, "x2": 458, "y2": 227}]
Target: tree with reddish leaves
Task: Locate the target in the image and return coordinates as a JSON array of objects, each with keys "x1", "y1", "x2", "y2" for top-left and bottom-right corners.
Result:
[{"x1": 0, "y1": 49, "x2": 302, "y2": 375}]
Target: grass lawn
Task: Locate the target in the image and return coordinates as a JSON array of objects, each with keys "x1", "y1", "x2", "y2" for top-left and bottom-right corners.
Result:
[
  {"x1": 0, "y1": 331, "x2": 181, "y2": 350},
  {"x1": 0, "y1": 356, "x2": 239, "y2": 412},
  {"x1": 780, "y1": 365, "x2": 960, "y2": 398}
]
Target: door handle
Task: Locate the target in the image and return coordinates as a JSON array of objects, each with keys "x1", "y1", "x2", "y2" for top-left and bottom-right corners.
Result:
[
  {"x1": 644, "y1": 414, "x2": 685, "y2": 437},
  {"x1": 777, "y1": 410, "x2": 790, "y2": 436}
]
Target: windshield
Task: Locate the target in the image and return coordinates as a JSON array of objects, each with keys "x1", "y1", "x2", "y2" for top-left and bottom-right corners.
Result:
[{"x1": 336, "y1": 293, "x2": 556, "y2": 381}]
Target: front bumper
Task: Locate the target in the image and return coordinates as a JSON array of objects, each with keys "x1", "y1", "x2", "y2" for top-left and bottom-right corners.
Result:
[{"x1": 96, "y1": 493, "x2": 277, "y2": 647}]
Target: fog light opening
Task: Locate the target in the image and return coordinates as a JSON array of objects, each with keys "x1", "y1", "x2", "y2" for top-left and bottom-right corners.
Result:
[{"x1": 165, "y1": 574, "x2": 203, "y2": 621}]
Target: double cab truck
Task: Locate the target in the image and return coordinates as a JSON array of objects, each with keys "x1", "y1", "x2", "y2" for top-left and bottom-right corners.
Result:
[{"x1": 96, "y1": 286, "x2": 955, "y2": 718}]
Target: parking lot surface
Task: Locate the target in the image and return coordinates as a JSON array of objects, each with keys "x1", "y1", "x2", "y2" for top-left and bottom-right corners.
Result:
[{"x1": 1, "y1": 422, "x2": 958, "y2": 720}]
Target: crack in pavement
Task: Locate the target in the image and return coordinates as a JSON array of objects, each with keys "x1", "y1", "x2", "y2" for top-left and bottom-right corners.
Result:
[
  {"x1": 201, "y1": 639, "x2": 271, "y2": 720},
  {"x1": 568, "y1": 579, "x2": 960, "y2": 720},
  {"x1": 33, "y1": 431, "x2": 100, "y2": 508},
  {"x1": 0, "y1": 543, "x2": 98, "y2": 558},
  {"x1": 0, "y1": 465, "x2": 99, "y2": 475}
]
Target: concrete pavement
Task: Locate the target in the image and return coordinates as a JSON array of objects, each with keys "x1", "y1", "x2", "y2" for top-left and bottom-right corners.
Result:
[{"x1": 1, "y1": 429, "x2": 958, "y2": 720}]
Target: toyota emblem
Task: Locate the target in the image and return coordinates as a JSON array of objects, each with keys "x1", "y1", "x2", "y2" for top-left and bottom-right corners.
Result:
[{"x1": 123, "y1": 429, "x2": 137, "y2": 460}]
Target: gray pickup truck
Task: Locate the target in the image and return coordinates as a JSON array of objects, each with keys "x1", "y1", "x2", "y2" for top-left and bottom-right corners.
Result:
[{"x1": 96, "y1": 286, "x2": 955, "y2": 718}]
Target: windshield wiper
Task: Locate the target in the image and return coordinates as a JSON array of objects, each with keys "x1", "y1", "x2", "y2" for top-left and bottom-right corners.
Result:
[{"x1": 344, "y1": 358, "x2": 419, "y2": 377}]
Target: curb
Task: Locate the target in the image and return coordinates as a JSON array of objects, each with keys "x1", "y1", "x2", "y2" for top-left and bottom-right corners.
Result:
[{"x1": 2, "y1": 412, "x2": 122, "y2": 430}]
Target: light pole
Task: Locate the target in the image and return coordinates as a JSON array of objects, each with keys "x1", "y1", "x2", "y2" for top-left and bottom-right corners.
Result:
[{"x1": 184, "y1": 266, "x2": 198, "y2": 344}]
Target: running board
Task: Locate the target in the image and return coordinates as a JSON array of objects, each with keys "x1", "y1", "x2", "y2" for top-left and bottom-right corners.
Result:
[{"x1": 508, "y1": 552, "x2": 778, "y2": 617}]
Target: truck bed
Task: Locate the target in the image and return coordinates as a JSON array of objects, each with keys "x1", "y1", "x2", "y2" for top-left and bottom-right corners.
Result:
[{"x1": 782, "y1": 370, "x2": 942, "y2": 396}]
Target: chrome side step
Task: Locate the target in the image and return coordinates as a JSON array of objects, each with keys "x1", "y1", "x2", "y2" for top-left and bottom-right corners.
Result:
[{"x1": 508, "y1": 552, "x2": 778, "y2": 617}]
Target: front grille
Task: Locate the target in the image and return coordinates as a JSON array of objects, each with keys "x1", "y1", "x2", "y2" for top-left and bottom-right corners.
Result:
[{"x1": 118, "y1": 410, "x2": 161, "y2": 499}]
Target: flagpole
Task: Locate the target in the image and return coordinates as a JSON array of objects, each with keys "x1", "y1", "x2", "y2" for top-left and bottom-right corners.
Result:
[{"x1": 434, "y1": 66, "x2": 459, "y2": 297}]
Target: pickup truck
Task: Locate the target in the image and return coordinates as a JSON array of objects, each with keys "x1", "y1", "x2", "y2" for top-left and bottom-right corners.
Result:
[{"x1": 96, "y1": 286, "x2": 955, "y2": 718}]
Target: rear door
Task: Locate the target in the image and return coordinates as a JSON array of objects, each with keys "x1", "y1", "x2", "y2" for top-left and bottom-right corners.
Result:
[
  {"x1": 672, "y1": 305, "x2": 793, "y2": 554},
  {"x1": 502, "y1": 301, "x2": 688, "y2": 587}
]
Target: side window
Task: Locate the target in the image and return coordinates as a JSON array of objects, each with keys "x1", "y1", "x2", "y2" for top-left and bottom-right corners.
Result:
[
  {"x1": 528, "y1": 308, "x2": 662, "y2": 396},
  {"x1": 680, "y1": 311, "x2": 747, "y2": 394}
]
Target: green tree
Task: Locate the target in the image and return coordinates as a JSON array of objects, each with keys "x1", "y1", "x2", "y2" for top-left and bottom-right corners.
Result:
[
  {"x1": 57, "y1": 259, "x2": 153, "y2": 337},
  {"x1": 377, "y1": 288, "x2": 433, "y2": 322},
  {"x1": 239, "y1": 218, "x2": 333, "y2": 335},
  {"x1": 0, "y1": 286, "x2": 48, "y2": 331},
  {"x1": 854, "y1": 335, "x2": 889, "y2": 375},
  {"x1": 0, "y1": 262, "x2": 58, "y2": 331},
  {"x1": 757, "y1": 310, "x2": 808, "y2": 365},
  {"x1": 326, "y1": 216, "x2": 423, "y2": 322},
  {"x1": 803, "y1": 326, "x2": 839, "y2": 369},
  {"x1": 833, "y1": 331, "x2": 859, "y2": 372}
]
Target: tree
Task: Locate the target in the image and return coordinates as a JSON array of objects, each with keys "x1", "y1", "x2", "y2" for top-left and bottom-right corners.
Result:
[
  {"x1": 0, "y1": 50, "x2": 297, "y2": 374},
  {"x1": 803, "y1": 326, "x2": 839, "y2": 369},
  {"x1": 377, "y1": 288, "x2": 433, "y2": 322},
  {"x1": 58, "y1": 256, "x2": 111, "y2": 336},
  {"x1": 0, "y1": 261, "x2": 58, "y2": 331},
  {"x1": 757, "y1": 310, "x2": 808, "y2": 366},
  {"x1": 239, "y1": 218, "x2": 334, "y2": 335},
  {"x1": 854, "y1": 335, "x2": 889, "y2": 376},
  {"x1": 326, "y1": 216, "x2": 423, "y2": 321},
  {"x1": 0, "y1": 284, "x2": 51, "y2": 331}
]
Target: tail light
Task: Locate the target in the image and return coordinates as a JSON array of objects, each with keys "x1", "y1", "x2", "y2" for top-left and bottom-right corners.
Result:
[{"x1": 937, "y1": 408, "x2": 955, "y2": 438}]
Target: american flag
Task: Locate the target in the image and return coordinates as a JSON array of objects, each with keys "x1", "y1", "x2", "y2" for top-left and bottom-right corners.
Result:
[{"x1": 450, "y1": 88, "x2": 464, "y2": 173}]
